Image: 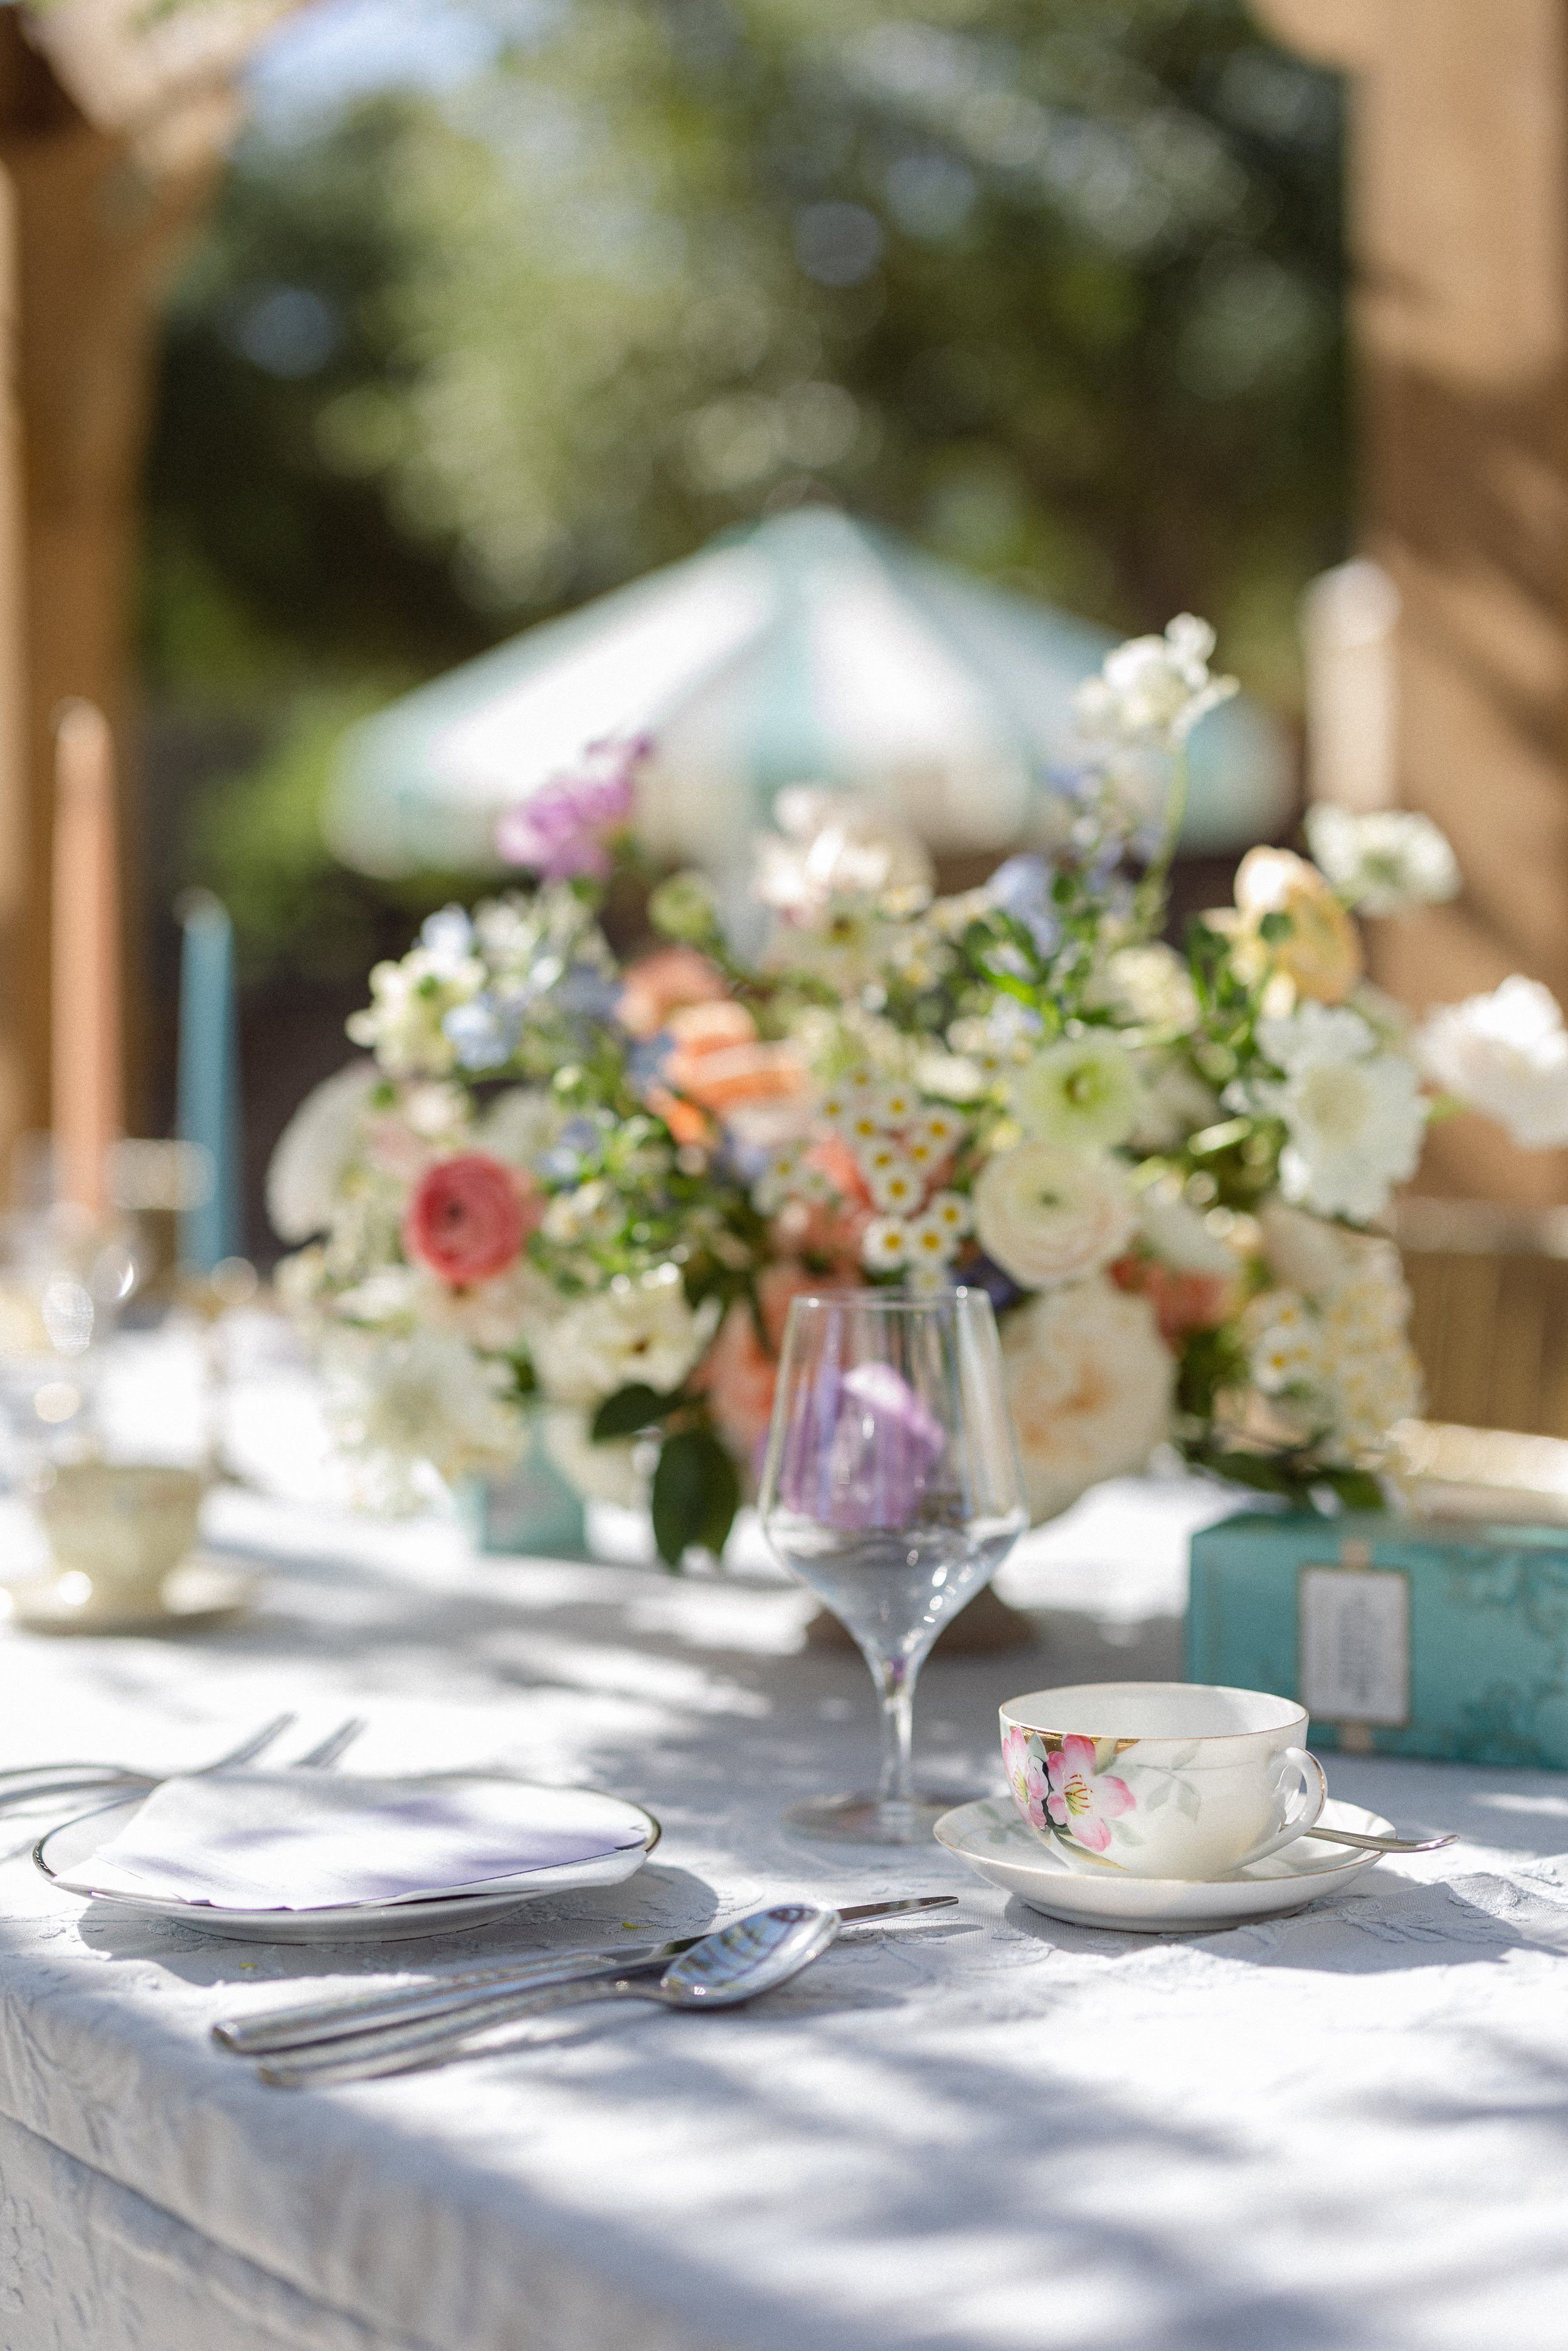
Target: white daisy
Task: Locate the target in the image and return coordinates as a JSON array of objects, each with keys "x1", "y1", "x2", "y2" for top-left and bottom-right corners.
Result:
[
  {"x1": 867, "y1": 1157, "x2": 924, "y2": 1215},
  {"x1": 906, "y1": 1212, "x2": 958, "y2": 1266},
  {"x1": 913, "y1": 1108, "x2": 965, "y2": 1154},
  {"x1": 924, "y1": 1190, "x2": 972, "y2": 1239},
  {"x1": 861, "y1": 1216, "x2": 911, "y2": 1271}
]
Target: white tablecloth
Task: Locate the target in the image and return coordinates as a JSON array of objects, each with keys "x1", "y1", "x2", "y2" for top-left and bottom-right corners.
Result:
[{"x1": 3, "y1": 1359, "x2": 1568, "y2": 2350}]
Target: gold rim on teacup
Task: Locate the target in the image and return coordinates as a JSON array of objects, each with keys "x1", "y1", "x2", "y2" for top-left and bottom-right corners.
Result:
[{"x1": 999, "y1": 1682, "x2": 1328, "y2": 1883}]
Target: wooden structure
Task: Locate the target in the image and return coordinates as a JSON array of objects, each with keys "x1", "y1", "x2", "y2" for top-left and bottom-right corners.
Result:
[
  {"x1": 0, "y1": 0, "x2": 294, "y2": 1197},
  {"x1": 1257, "y1": 0, "x2": 1568, "y2": 1204}
]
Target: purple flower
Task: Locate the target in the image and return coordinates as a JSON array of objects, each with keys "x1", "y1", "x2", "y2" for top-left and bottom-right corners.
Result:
[
  {"x1": 778, "y1": 1359, "x2": 947, "y2": 1532},
  {"x1": 987, "y1": 854, "x2": 1059, "y2": 956},
  {"x1": 495, "y1": 738, "x2": 649, "y2": 879}
]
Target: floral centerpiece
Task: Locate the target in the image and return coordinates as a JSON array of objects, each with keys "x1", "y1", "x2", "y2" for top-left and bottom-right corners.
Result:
[{"x1": 270, "y1": 620, "x2": 1568, "y2": 1561}]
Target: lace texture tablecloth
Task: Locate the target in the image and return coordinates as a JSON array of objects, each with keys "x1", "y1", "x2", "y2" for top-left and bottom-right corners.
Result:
[{"x1": 1, "y1": 1364, "x2": 1567, "y2": 2351}]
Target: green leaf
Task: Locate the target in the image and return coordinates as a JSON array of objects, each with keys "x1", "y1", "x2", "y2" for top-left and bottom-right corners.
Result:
[
  {"x1": 1258, "y1": 910, "x2": 1295, "y2": 943},
  {"x1": 1317, "y1": 1467, "x2": 1388, "y2": 1513},
  {"x1": 591, "y1": 1383, "x2": 679, "y2": 1441},
  {"x1": 1202, "y1": 1450, "x2": 1303, "y2": 1499},
  {"x1": 650, "y1": 1431, "x2": 741, "y2": 1569}
]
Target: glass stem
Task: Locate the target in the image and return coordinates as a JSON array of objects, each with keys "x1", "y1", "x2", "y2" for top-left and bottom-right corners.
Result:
[{"x1": 870, "y1": 1650, "x2": 919, "y2": 1807}]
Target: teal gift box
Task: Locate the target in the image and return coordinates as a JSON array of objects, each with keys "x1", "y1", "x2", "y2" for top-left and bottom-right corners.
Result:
[{"x1": 1186, "y1": 1512, "x2": 1568, "y2": 1770}]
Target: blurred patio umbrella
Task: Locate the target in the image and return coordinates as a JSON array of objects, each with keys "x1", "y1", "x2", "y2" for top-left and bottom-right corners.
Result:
[{"x1": 326, "y1": 509, "x2": 1293, "y2": 891}]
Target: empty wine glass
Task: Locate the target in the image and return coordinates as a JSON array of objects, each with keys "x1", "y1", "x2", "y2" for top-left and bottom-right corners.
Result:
[{"x1": 759, "y1": 1287, "x2": 1027, "y2": 1844}]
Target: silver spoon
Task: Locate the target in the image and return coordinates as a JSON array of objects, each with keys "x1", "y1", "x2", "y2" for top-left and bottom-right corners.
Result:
[
  {"x1": 217, "y1": 1895, "x2": 956, "y2": 2058},
  {"x1": 258, "y1": 1902, "x2": 842, "y2": 2089},
  {"x1": 1301, "y1": 1823, "x2": 1456, "y2": 1855}
]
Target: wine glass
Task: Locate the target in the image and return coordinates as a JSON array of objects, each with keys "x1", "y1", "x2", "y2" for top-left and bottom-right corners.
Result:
[{"x1": 759, "y1": 1287, "x2": 1028, "y2": 1844}]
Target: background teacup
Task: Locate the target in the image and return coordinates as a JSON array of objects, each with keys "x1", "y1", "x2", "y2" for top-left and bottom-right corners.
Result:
[
  {"x1": 36, "y1": 1463, "x2": 204, "y2": 1620},
  {"x1": 1000, "y1": 1682, "x2": 1327, "y2": 1881}
]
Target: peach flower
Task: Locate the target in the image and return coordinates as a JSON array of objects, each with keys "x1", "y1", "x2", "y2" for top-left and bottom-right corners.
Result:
[
  {"x1": 663, "y1": 1000, "x2": 807, "y2": 1114},
  {"x1": 697, "y1": 1263, "x2": 850, "y2": 1472},
  {"x1": 401, "y1": 1152, "x2": 541, "y2": 1287},
  {"x1": 1233, "y1": 846, "x2": 1363, "y2": 1005},
  {"x1": 1110, "y1": 1255, "x2": 1236, "y2": 1347},
  {"x1": 618, "y1": 948, "x2": 728, "y2": 1041}
]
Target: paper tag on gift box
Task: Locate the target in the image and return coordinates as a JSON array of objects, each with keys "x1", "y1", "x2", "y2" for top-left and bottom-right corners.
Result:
[{"x1": 1298, "y1": 1541, "x2": 1411, "y2": 1732}]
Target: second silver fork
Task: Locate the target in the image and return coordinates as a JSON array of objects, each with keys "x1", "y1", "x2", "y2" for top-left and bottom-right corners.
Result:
[{"x1": 0, "y1": 1712, "x2": 365, "y2": 1812}]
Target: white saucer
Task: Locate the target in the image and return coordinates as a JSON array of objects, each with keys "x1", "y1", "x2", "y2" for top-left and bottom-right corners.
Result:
[
  {"x1": 36, "y1": 1786, "x2": 660, "y2": 1943},
  {"x1": 3, "y1": 1555, "x2": 260, "y2": 1637},
  {"x1": 934, "y1": 1795, "x2": 1388, "y2": 1932}
]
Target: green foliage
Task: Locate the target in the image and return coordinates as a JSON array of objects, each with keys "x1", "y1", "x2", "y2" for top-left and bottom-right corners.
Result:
[
  {"x1": 650, "y1": 1429, "x2": 743, "y2": 1567},
  {"x1": 149, "y1": 0, "x2": 1345, "y2": 698},
  {"x1": 182, "y1": 682, "x2": 469, "y2": 977},
  {"x1": 145, "y1": 0, "x2": 1347, "y2": 967},
  {"x1": 591, "y1": 1381, "x2": 685, "y2": 1439}
]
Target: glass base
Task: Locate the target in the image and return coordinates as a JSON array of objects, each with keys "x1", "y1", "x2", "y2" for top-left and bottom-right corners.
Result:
[{"x1": 782, "y1": 1790, "x2": 978, "y2": 1845}]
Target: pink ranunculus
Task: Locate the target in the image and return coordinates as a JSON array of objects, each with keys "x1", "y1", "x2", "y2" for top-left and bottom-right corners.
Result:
[
  {"x1": 1045, "y1": 1734, "x2": 1136, "y2": 1854},
  {"x1": 401, "y1": 1152, "x2": 541, "y2": 1287},
  {"x1": 495, "y1": 738, "x2": 647, "y2": 879}
]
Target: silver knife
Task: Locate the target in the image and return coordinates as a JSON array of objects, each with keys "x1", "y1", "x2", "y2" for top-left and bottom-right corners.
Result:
[{"x1": 214, "y1": 1894, "x2": 958, "y2": 2057}]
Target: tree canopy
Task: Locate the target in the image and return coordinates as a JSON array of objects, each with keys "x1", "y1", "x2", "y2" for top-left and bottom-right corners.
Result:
[{"x1": 147, "y1": 0, "x2": 1347, "y2": 962}]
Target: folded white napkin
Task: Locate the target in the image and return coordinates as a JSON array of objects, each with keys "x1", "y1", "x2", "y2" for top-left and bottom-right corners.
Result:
[{"x1": 57, "y1": 1771, "x2": 647, "y2": 1911}]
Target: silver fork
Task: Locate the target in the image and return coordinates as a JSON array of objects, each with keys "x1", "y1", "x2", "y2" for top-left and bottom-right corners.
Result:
[
  {"x1": 292, "y1": 1718, "x2": 366, "y2": 1771},
  {"x1": 0, "y1": 1714, "x2": 366, "y2": 1812},
  {"x1": 0, "y1": 1713, "x2": 299, "y2": 1813}
]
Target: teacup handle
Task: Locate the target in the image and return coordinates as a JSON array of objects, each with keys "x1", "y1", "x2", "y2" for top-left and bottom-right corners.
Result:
[{"x1": 1235, "y1": 1746, "x2": 1328, "y2": 1869}]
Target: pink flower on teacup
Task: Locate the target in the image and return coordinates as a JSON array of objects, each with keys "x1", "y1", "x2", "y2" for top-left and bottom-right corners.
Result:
[
  {"x1": 1046, "y1": 1735, "x2": 1136, "y2": 1854},
  {"x1": 1003, "y1": 1726, "x2": 1051, "y2": 1830}
]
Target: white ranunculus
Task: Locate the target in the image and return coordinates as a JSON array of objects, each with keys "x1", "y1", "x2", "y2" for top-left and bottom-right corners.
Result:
[
  {"x1": 539, "y1": 1266, "x2": 720, "y2": 1407},
  {"x1": 1138, "y1": 1190, "x2": 1239, "y2": 1278},
  {"x1": 265, "y1": 1061, "x2": 379, "y2": 1243},
  {"x1": 754, "y1": 787, "x2": 933, "y2": 924},
  {"x1": 1074, "y1": 613, "x2": 1238, "y2": 747},
  {"x1": 1096, "y1": 942, "x2": 1200, "y2": 1032},
  {"x1": 1011, "y1": 1035, "x2": 1143, "y2": 1152},
  {"x1": 1001, "y1": 1279, "x2": 1175, "y2": 1522},
  {"x1": 1253, "y1": 1004, "x2": 1426, "y2": 1221},
  {"x1": 1128, "y1": 1054, "x2": 1220, "y2": 1152},
  {"x1": 543, "y1": 1406, "x2": 649, "y2": 1509},
  {"x1": 345, "y1": 941, "x2": 485, "y2": 1078},
  {"x1": 324, "y1": 1330, "x2": 524, "y2": 1508},
  {"x1": 479, "y1": 1086, "x2": 560, "y2": 1170},
  {"x1": 420, "y1": 1259, "x2": 560, "y2": 1352},
  {"x1": 1304, "y1": 805, "x2": 1461, "y2": 917},
  {"x1": 1258, "y1": 1201, "x2": 1362, "y2": 1298},
  {"x1": 973, "y1": 1144, "x2": 1136, "y2": 1290},
  {"x1": 1414, "y1": 975, "x2": 1568, "y2": 1149}
]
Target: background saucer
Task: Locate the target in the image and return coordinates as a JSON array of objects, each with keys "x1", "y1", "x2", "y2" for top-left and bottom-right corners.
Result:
[
  {"x1": 3, "y1": 1554, "x2": 260, "y2": 1637},
  {"x1": 934, "y1": 1796, "x2": 1389, "y2": 1932}
]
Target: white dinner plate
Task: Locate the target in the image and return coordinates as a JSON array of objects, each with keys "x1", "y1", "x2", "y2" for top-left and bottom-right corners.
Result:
[
  {"x1": 36, "y1": 1785, "x2": 660, "y2": 1943},
  {"x1": 934, "y1": 1795, "x2": 1387, "y2": 1932}
]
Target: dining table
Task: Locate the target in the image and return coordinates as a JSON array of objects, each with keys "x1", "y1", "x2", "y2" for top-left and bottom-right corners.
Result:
[{"x1": 1, "y1": 1321, "x2": 1567, "y2": 2351}]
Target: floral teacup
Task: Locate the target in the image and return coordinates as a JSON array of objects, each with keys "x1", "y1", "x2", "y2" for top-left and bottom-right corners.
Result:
[{"x1": 1000, "y1": 1682, "x2": 1327, "y2": 1881}]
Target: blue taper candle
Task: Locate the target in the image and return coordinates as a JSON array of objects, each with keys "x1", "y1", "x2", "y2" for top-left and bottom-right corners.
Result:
[{"x1": 177, "y1": 891, "x2": 243, "y2": 1272}]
